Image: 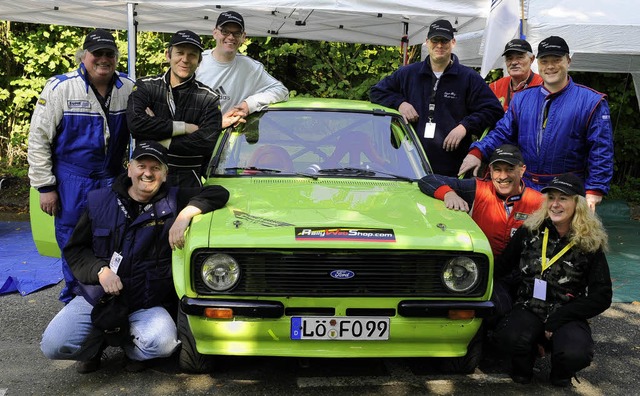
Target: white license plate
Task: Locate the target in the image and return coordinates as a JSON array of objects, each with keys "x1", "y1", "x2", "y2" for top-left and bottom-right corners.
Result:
[{"x1": 291, "y1": 317, "x2": 389, "y2": 340}]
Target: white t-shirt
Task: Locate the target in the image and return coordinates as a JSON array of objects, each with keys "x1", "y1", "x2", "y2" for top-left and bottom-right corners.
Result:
[{"x1": 196, "y1": 50, "x2": 289, "y2": 114}]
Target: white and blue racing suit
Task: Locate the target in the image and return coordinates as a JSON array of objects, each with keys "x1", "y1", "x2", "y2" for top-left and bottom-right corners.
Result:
[{"x1": 27, "y1": 63, "x2": 134, "y2": 303}]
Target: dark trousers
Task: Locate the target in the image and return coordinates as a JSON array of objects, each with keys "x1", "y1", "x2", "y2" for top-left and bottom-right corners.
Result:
[{"x1": 492, "y1": 306, "x2": 594, "y2": 379}]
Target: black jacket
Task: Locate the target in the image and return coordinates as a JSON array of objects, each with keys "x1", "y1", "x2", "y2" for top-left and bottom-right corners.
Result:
[
  {"x1": 496, "y1": 219, "x2": 612, "y2": 332},
  {"x1": 127, "y1": 70, "x2": 222, "y2": 183}
]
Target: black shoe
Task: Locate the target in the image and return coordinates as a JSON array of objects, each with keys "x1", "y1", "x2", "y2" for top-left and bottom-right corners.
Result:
[
  {"x1": 510, "y1": 374, "x2": 532, "y2": 384},
  {"x1": 76, "y1": 343, "x2": 107, "y2": 374},
  {"x1": 125, "y1": 357, "x2": 148, "y2": 373},
  {"x1": 551, "y1": 377, "x2": 572, "y2": 387},
  {"x1": 76, "y1": 349, "x2": 102, "y2": 374},
  {"x1": 550, "y1": 368, "x2": 576, "y2": 387}
]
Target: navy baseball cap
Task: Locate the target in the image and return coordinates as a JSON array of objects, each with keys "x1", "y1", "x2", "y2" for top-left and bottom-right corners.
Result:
[
  {"x1": 131, "y1": 141, "x2": 168, "y2": 166},
  {"x1": 502, "y1": 39, "x2": 533, "y2": 56},
  {"x1": 537, "y1": 36, "x2": 570, "y2": 58},
  {"x1": 169, "y1": 30, "x2": 204, "y2": 51},
  {"x1": 428, "y1": 19, "x2": 455, "y2": 40},
  {"x1": 489, "y1": 144, "x2": 524, "y2": 166},
  {"x1": 217, "y1": 11, "x2": 245, "y2": 30},
  {"x1": 541, "y1": 173, "x2": 585, "y2": 197},
  {"x1": 83, "y1": 29, "x2": 117, "y2": 52}
]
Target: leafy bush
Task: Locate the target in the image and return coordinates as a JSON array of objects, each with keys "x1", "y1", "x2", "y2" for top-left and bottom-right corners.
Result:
[{"x1": 1, "y1": 22, "x2": 639, "y2": 203}]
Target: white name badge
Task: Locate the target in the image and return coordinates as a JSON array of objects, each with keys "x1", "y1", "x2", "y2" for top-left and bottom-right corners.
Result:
[
  {"x1": 533, "y1": 278, "x2": 547, "y2": 301},
  {"x1": 424, "y1": 122, "x2": 436, "y2": 139},
  {"x1": 109, "y1": 252, "x2": 123, "y2": 274}
]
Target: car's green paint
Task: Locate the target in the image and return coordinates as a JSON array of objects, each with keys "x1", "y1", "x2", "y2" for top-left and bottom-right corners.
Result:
[
  {"x1": 29, "y1": 187, "x2": 60, "y2": 258},
  {"x1": 176, "y1": 98, "x2": 494, "y2": 361}
]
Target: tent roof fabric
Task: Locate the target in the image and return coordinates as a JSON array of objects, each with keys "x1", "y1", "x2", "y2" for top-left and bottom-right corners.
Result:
[
  {"x1": 2, "y1": 1, "x2": 640, "y2": 90},
  {"x1": 0, "y1": 0, "x2": 488, "y2": 47}
]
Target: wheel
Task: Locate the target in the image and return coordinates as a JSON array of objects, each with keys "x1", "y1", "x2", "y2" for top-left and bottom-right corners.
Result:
[
  {"x1": 177, "y1": 307, "x2": 212, "y2": 373},
  {"x1": 439, "y1": 330, "x2": 483, "y2": 374}
]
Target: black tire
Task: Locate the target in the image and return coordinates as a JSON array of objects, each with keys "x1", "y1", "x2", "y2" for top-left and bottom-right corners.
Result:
[
  {"x1": 177, "y1": 307, "x2": 212, "y2": 373},
  {"x1": 440, "y1": 330, "x2": 483, "y2": 374}
]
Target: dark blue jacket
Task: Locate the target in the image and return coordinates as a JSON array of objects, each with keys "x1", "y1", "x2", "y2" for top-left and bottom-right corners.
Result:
[
  {"x1": 65, "y1": 173, "x2": 229, "y2": 312},
  {"x1": 370, "y1": 54, "x2": 503, "y2": 176},
  {"x1": 470, "y1": 78, "x2": 613, "y2": 194}
]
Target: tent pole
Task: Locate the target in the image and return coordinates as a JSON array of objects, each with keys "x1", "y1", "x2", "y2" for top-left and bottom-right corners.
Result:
[
  {"x1": 519, "y1": 0, "x2": 526, "y2": 38},
  {"x1": 402, "y1": 22, "x2": 409, "y2": 65},
  {"x1": 127, "y1": 2, "x2": 137, "y2": 80}
]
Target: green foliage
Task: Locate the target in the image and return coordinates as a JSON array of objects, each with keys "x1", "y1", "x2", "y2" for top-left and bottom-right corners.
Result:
[
  {"x1": 607, "y1": 177, "x2": 640, "y2": 203},
  {"x1": 1, "y1": 21, "x2": 639, "y2": 202},
  {"x1": 244, "y1": 37, "x2": 402, "y2": 100}
]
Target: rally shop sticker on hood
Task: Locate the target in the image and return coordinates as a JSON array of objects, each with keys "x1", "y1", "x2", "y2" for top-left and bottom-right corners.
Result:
[{"x1": 295, "y1": 227, "x2": 396, "y2": 242}]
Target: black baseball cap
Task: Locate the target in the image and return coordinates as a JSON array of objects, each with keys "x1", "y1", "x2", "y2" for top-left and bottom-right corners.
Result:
[
  {"x1": 428, "y1": 19, "x2": 455, "y2": 40},
  {"x1": 489, "y1": 144, "x2": 524, "y2": 166},
  {"x1": 502, "y1": 39, "x2": 533, "y2": 56},
  {"x1": 131, "y1": 141, "x2": 168, "y2": 166},
  {"x1": 541, "y1": 173, "x2": 585, "y2": 197},
  {"x1": 217, "y1": 11, "x2": 245, "y2": 30},
  {"x1": 83, "y1": 29, "x2": 117, "y2": 52},
  {"x1": 169, "y1": 30, "x2": 204, "y2": 51},
  {"x1": 537, "y1": 36, "x2": 570, "y2": 58}
]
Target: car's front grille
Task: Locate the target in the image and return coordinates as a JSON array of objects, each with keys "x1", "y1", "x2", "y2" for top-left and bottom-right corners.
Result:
[{"x1": 192, "y1": 249, "x2": 490, "y2": 297}]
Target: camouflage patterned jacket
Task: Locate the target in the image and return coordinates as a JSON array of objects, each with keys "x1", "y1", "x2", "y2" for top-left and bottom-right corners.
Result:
[{"x1": 496, "y1": 219, "x2": 612, "y2": 332}]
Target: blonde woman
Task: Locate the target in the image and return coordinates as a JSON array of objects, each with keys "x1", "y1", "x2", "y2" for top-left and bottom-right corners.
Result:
[{"x1": 492, "y1": 173, "x2": 612, "y2": 387}]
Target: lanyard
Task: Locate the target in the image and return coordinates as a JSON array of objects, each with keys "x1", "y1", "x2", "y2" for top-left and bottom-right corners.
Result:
[
  {"x1": 428, "y1": 77, "x2": 440, "y2": 123},
  {"x1": 541, "y1": 227, "x2": 575, "y2": 273}
]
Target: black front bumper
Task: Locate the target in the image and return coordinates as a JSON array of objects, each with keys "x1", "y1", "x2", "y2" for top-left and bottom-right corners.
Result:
[{"x1": 181, "y1": 297, "x2": 494, "y2": 319}]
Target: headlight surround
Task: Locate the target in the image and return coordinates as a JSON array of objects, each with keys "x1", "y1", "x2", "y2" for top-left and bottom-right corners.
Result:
[
  {"x1": 201, "y1": 254, "x2": 240, "y2": 291},
  {"x1": 441, "y1": 256, "x2": 479, "y2": 293}
]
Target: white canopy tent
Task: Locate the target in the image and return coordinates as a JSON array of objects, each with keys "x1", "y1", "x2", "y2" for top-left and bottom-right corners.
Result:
[
  {"x1": 457, "y1": 0, "x2": 640, "y2": 107},
  {"x1": 1, "y1": 0, "x2": 639, "y2": 101}
]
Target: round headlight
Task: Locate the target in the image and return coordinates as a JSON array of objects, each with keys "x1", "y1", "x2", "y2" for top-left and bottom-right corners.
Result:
[
  {"x1": 201, "y1": 254, "x2": 240, "y2": 291},
  {"x1": 442, "y1": 257, "x2": 479, "y2": 293}
]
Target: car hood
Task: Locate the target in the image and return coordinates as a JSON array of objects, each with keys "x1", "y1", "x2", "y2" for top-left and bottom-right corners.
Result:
[{"x1": 190, "y1": 178, "x2": 490, "y2": 253}]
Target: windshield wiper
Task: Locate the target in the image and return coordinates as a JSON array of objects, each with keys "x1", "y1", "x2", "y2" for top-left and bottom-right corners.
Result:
[
  {"x1": 317, "y1": 167, "x2": 376, "y2": 176},
  {"x1": 318, "y1": 167, "x2": 413, "y2": 182},
  {"x1": 367, "y1": 168, "x2": 414, "y2": 183},
  {"x1": 224, "y1": 166, "x2": 282, "y2": 174},
  {"x1": 225, "y1": 167, "x2": 318, "y2": 179}
]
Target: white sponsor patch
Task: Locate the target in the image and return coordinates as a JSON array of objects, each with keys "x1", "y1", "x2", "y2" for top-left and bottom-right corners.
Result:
[{"x1": 67, "y1": 100, "x2": 91, "y2": 109}]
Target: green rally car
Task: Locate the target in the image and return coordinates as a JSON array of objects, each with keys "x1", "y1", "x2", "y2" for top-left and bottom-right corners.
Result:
[{"x1": 172, "y1": 98, "x2": 494, "y2": 373}]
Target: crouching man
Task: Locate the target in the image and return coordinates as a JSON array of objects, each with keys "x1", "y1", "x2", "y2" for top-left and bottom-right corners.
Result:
[{"x1": 40, "y1": 141, "x2": 229, "y2": 373}]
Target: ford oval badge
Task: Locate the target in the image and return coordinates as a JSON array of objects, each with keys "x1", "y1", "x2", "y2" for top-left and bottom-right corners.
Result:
[{"x1": 330, "y1": 270, "x2": 355, "y2": 279}]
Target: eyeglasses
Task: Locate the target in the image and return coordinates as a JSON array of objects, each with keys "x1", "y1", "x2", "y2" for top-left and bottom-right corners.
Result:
[
  {"x1": 218, "y1": 28, "x2": 243, "y2": 39},
  {"x1": 91, "y1": 49, "x2": 116, "y2": 58},
  {"x1": 429, "y1": 37, "x2": 451, "y2": 45}
]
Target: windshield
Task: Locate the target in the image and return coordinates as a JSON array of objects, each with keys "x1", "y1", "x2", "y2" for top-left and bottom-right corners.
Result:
[{"x1": 208, "y1": 109, "x2": 431, "y2": 180}]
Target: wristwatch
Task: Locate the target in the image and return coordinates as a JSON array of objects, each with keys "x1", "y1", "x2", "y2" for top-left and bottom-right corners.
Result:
[{"x1": 97, "y1": 266, "x2": 107, "y2": 276}]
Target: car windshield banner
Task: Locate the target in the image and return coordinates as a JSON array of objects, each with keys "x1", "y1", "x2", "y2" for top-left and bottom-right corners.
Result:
[{"x1": 295, "y1": 227, "x2": 396, "y2": 242}]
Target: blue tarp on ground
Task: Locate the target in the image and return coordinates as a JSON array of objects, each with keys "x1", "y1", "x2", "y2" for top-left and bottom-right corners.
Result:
[
  {"x1": 0, "y1": 200, "x2": 638, "y2": 300},
  {"x1": 0, "y1": 221, "x2": 61, "y2": 296}
]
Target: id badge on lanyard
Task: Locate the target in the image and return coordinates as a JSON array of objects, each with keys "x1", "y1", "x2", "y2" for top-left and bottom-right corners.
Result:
[
  {"x1": 424, "y1": 122, "x2": 436, "y2": 139},
  {"x1": 425, "y1": 78, "x2": 439, "y2": 139},
  {"x1": 534, "y1": 228, "x2": 575, "y2": 301}
]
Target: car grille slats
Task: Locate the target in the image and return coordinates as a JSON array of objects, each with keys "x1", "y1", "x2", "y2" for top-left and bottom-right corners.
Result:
[{"x1": 193, "y1": 249, "x2": 488, "y2": 297}]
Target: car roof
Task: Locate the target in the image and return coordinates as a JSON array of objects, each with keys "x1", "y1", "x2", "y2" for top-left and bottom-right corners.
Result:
[{"x1": 267, "y1": 97, "x2": 399, "y2": 114}]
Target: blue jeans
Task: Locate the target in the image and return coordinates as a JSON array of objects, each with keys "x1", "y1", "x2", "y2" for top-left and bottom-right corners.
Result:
[{"x1": 41, "y1": 296, "x2": 180, "y2": 362}]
